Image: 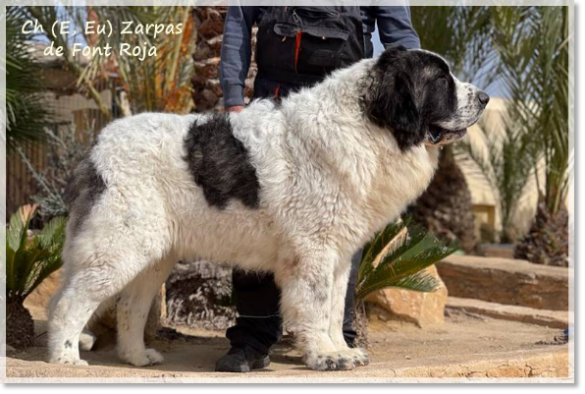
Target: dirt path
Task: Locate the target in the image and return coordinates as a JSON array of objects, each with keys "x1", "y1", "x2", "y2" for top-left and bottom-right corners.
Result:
[{"x1": 4, "y1": 312, "x2": 570, "y2": 382}]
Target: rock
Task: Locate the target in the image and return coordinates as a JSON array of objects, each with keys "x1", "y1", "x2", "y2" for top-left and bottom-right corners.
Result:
[
  {"x1": 483, "y1": 244, "x2": 515, "y2": 259},
  {"x1": 366, "y1": 265, "x2": 448, "y2": 327},
  {"x1": 446, "y1": 297, "x2": 570, "y2": 329},
  {"x1": 436, "y1": 255, "x2": 568, "y2": 311}
]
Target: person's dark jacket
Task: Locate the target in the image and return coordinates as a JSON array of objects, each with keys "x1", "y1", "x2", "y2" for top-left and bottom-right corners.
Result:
[{"x1": 220, "y1": 6, "x2": 421, "y2": 108}]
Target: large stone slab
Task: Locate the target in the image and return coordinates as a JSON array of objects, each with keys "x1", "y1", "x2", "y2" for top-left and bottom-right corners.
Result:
[
  {"x1": 436, "y1": 255, "x2": 568, "y2": 311},
  {"x1": 446, "y1": 297, "x2": 570, "y2": 329},
  {"x1": 6, "y1": 314, "x2": 571, "y2": 380}
]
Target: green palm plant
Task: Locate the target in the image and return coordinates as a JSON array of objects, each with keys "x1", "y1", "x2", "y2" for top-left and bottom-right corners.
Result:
[
  {"x1": 411, "y1": 6, "x2": 498, "y2": 87},
  {"x1": 356, "y1": 218, "x2": 457, "y2": 301},
  {"x1": 24, "y1": 6, "x2": 113, "y2": 121},
  {"x1": 489, "y1": 6, "x2": 569, "y2": 265},
  {"x1": 353, "y1": 218, "x2": 457, "y2": 346},
  {"x1": 76, "y1": 6, "x2": 195, "y2": 114},
  {"x1": 457, "y1": 117, "x2": 535, "y2": 242},
  {"x1": 24, "y1": 6, "x2": 195, "y2": 118},
  {"x1": 6, "y1": 6, "x2": 52, "y2": 150},
  {"x1": 490, "y1": 6, "x2": 569, "y2": 217},
  {"x1": 5, "y1": 204, "x2": 67, "y2": 348}
]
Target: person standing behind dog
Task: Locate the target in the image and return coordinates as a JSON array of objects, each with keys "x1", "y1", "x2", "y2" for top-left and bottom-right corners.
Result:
[{"x1": 216, "y1": 5, "x2": 420, "y2": 373}]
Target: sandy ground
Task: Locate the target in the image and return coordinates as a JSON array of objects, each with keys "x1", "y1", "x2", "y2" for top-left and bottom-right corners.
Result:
[{"x1": 4, "y1": 310, "x2": 570, "y2": 383}]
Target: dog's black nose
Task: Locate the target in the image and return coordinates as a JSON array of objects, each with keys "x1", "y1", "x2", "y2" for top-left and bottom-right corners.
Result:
[{"x1": 477, "y1": 91, "x2": 490, "y2": 107}]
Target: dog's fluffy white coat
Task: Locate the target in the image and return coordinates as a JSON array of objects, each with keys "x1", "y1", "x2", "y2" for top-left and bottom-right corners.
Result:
[{"x1": 48, "y1": 52, "x2": 481, "y2": 370}]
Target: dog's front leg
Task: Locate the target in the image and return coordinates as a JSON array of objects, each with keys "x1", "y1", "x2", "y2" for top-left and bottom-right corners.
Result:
[
  {"x1": 275, "y1": 250, "x2": 366, "y2": 371},
  {"x1": 328, "y1": 259, "x2": 369, "y2": 366}
]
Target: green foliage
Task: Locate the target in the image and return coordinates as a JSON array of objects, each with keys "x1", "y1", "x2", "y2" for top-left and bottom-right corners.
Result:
[
  {"x1": 6, "y1": 7, "x2": 52, "y2": 150},
  {"x1": 411, "y1": 6, "x2": 498, "y2": 85},
  {"x1": 84, "y1": 6, "x2": 195, "y2": 114},
  {"x1": 356, "y1": 219, "x2": 457, "y2": 300},
  {"x1": 490, "y1": 6, "x2": 570, "y2": 217},
  {"x1": 26, "y1": 6, "x2": 195, "y2": 116},
  {"x1": 5, "y1": 205, "x2": 67, "y2": 303},
  {"x1": 458, "y1": 117, "x2": 534, "y2": 241},
  {"x1": 413, "y1": 6, "x2": 570, "y2": 240},
  {"x1": 16, "y1": 125, "x2": 98, "y2": 220}
]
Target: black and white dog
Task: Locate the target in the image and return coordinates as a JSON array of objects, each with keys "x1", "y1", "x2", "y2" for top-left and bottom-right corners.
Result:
[{"x1": 48, "y1": 46, "x2": 488, "y2": 371}]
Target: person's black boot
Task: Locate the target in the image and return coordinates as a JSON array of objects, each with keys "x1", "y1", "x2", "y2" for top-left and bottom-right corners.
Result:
[{"x1": 215, "y1": 345, "x2": 270, "y2": 373}]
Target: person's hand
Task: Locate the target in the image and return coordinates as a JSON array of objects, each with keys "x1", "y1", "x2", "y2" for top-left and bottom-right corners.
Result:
[{"x1": 227, "y1": 106, "x2": 245, "y2": 113}]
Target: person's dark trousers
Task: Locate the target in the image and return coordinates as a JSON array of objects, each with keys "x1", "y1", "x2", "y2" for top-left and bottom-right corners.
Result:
[{"x1": 226, "y1": 250, "x2": 362, "y2": 354}]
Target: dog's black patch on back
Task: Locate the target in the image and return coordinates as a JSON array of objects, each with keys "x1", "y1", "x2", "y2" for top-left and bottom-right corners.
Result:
[
  {"x1": 64, "y1": 158, "x2": 107, "y2": 232},
  {"x1": 184, "y1": 114, "x2": 260, "y2": 209}
]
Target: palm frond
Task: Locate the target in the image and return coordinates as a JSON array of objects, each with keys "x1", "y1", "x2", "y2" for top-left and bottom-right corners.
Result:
[
  {"x1": 358, "y1": 218, "x2": 408, "y2": 283},
  {"x1": 457, "y1": 116, "x2": 535, "y2": 239},
  {"x1": 6, "y1": 206, "x2": 66, "y2": 302},
  {"x1": 356, "y1": 220, "x2": 457, "y2": 300},
  {"x1": 76, "y1": 6, "x2": 195, "y2": 114},
  {"x1": 490, "y1": 6, "x2": 569, "y2": 216},
  {"x1": 377, "y1": 271, "x2": 440, "y2": 294},
  {"x1": 6, "y1": 6, "x2": 53, "y2": 150}
]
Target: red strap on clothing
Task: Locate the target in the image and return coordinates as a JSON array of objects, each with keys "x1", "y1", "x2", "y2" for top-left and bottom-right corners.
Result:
[
  {"x1": 294, "y1": 30, "x2": 302, "y2": 72},
  {"x1": 274, "y1": 84, "x2": 281, "y2": 100}
]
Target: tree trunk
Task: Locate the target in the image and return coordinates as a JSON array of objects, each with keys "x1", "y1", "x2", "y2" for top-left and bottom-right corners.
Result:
[
  {"x1": 165, "y1": 260, "x2": 236, "y2": 330},
  {"x1": 515, "y1": 195, "x2": 569, "y2": 267},
  {"x1": 409, "y1": 146, "x2": 481, "y2": 254},
  {"x1": 353, "y1": 301, "x2": 369, "y2": 349},
  {"x1": 191, "y1": 6, "x2": 257, "y2": 112},
  {"x1": 7, "y1": 298, "x2": 35, "y2": 349}
]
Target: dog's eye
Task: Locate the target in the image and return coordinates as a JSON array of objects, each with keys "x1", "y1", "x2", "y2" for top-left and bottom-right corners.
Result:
[{"x1": 435, "y1": 76, "x2": 448, "y2": 87}]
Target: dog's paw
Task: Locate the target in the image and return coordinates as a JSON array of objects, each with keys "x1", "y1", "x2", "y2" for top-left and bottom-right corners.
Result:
[
  {"x1": 79, "y1": 331, "x2": 97, "y2": 351},
  {"x1": 121, "y1": 348, "x2": 164, "y2": 367},
  {"x1": 304, "y1": 348, "x2": 369, "y2": 371},
  {"x1": 347, "y1": 347, "x2": 369, "y2": 367},
  {"x1": 49, "y1": 353, "x2": 89, "y2": 366}
]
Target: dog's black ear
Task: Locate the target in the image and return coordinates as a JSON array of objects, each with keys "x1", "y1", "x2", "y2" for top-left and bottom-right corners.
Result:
[
  {"x1": 365, "y1": 47, "x2": 425, "y2": 151},
  {"x1": 377, "y1": 45, "x2": 408, "y2": 68}
]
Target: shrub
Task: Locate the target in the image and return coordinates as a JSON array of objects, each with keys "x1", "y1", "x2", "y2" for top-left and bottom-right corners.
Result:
[{"x1": 5, "y1": 204, "x2": 67, "y2": 348}]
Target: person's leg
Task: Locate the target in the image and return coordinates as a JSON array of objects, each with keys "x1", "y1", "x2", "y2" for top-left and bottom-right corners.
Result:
[
  {"x1": 342, "y1": 249, "x2": 363, "y2": 347},
  {"x1": 227, "y1": 269, "x2": 283, "y2": 352},
  {"x1": 216, "y1": 268, "x2": 282, "y2": 372}
]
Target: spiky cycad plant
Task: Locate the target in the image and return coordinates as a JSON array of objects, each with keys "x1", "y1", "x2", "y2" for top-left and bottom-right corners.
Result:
[
  {"x1": 6, "y1": 6, "x2": 52, "y2": 150},
  {"x1": 353, "y1": 218, "x2": 457, "y2": 346},
  {"x1": 5, "y1": 205, "x2": 67, "y2": 348}
]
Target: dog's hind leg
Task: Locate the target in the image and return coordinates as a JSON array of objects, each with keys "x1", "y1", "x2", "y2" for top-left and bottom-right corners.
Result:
[
  {"x1": 48, "y1": 241, "x2": 168, "y2": 366},
  {"x1": 116, "y1": 255, "x2": 176, "y2": 367}
]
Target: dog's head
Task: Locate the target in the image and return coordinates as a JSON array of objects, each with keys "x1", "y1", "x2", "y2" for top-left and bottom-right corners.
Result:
[{"x1": 362, "y1": 45, "x2": 489, "y2": 150}]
